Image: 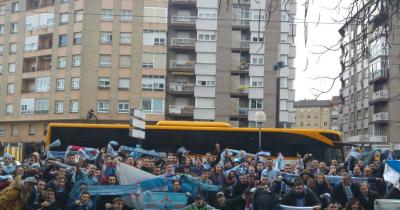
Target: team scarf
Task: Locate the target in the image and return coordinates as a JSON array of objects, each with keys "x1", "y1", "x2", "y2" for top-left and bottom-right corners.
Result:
[
  {"x1": 282, "y1": 173, "x2": 367, "y2": 185},
  {"x1": 65, "y1": 145, "x2": 100, "y2": 161},
  {"x1": 143, "y1": 192, "x2": 188, "y2": 210},
  {"x1": 118, "y1": 145, "x2": 166, "y2": 159}
]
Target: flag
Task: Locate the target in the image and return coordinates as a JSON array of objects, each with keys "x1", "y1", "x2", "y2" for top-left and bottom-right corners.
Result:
[
  {"x1": 383, "y1": 160, "x2": 400, "y2": 188},
  {"x1": 143, "y1": 192, "x2": 188, "y2": 210},
  {"x1": 65, "y1": 145, "x2": 100, "y2": 161},
  {"x1": 374, "y1": 199, "x2": 400, "y2": 210},
  {"x1": 279, "y1": 205, "x2": 314, "y2": 210}
]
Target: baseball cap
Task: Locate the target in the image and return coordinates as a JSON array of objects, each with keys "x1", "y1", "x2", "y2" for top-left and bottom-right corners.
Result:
[
  {"x1": 23, "y1": 177, "x2": 37, "y2": 184},
  {"x1": 216, "y1": 192, "x2": 224, "y2": 197}
]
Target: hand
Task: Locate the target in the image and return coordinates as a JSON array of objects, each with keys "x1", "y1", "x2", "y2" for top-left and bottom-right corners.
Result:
[
  {"x1": 105, "y1": 203, "x2": 112, "y2": 209},
  {"x1": 101, "y1": 147, "x2": 106, "y2": 153},
  {"x1": 41, "y1": 201, "x2": 50, "y2": 207},
  {"x1": 186, "y1": 192, "x2": 192, "y2": 197},
  {"x1": 75, "y1": 200, "x2": 81, "y2": 206}
]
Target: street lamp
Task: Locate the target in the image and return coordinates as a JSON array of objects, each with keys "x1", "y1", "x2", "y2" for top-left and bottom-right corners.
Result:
[{"x1": 255, "y1": 111, "x2": 266, "y2": 150}]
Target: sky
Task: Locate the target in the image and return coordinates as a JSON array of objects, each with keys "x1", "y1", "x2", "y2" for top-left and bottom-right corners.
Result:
[{"x1": 294, "y1": 0, "x2": 350, "y2": 100}]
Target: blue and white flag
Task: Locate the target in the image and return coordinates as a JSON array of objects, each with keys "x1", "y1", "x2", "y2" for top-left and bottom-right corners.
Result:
[
  {"x1": 143, "y1": 192, "x2": 188, "y2": 210},
  {"x1": 383, "y1": 160, "x2": 400, "y2": 188},
  {"x1": 119, "y1": 145, "x2": 166, "y2": 159},
  {"x1": 279, "y1": 205, "x2": 313, "y2": 210},
  {"x1": 374, "y1": 199, "x2": 400, "y2": 210}
]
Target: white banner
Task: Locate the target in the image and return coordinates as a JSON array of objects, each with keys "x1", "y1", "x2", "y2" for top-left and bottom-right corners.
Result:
[{"x1": 374, "y1": 199, "x2": 400, "y2": 210}]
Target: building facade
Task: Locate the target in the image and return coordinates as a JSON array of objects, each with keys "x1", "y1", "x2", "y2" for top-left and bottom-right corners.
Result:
[
  {"x1": 294, "y1": 98, "x2": 340, "y2": 131},
  {"x1": 0, "y1": 0, "x2": 296, "y2": 143},
  {"x1": 338, "y1": 0, "x2": 400, "y2": 146}
]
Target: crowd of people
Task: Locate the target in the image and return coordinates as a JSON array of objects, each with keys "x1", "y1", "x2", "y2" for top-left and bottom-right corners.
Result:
[{"x1": 0, "y1": 143, "x2": 397, "y2": 210}]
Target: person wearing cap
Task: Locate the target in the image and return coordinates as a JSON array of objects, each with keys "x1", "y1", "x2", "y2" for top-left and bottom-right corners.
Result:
[
  {"x1": 0, "y1": 176, "x2": 37, "y2": 210},
  {"x1": 213, "y1": 191, "x2": 246, "y2": 210},
  {"x1": 2, "y1": 154, "x2": 15, "y2": 175},
  {"x1": 183, "y1": 194, "x2": 217, "y2": 210}
]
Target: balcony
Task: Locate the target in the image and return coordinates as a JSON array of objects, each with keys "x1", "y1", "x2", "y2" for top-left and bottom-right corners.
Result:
[
  {"x1": 21, "y1": 78, "x2": 35, "y2": 93},
  {"x1": 331, "y1": 110, "x2": 339, "y2": 117},
  {"x1": 37, "y1": 55, "x2": 52, "y2": 71},
  {"x1": 231, "y1": 85, "x2": 249, "y2": 97},
  {"x1": 170, "y1": 38, "x2": 196, "y2": 49},
  {"x1": 26, "y1": 0, "x2": 55, "y2": 10},
  {"x1": 370, "y1": 90, "x2": 389, "y2": 104},
  {"x1": 170, "y1": 16, "x2": 196, "y2": 27},
  {"x1": 169, "y1": 60, "x2": 195, "y2": 70},
  {"x1": 232, "y1": 19, "x2": 250, "y2": 28},
  {"x1": 369, "y1": 69, "x2": 388, "y2": 84},
  {"x1": 372, "y1": 112, "x2": 389, "y2": 123},
  {"x1": 170, "y1": 0, "x2": 196, "y2": 6},
  {"x1": 239, "y1": 107, "x2": 248, "y2": 115},
  {"x1": 356, "y1": 100, "x2": 362, "y2": 110},
  {"x1": 168, "y1": 83, "x2": 195, "y2": 94},
  {"x1": 169, "y1": 105, "x2": 194, "y2": 117},
  {"x1": 23, "y1": 57, "x2": 37, "y2": 73},
  {"x1": 232, "y1": 40, "x2": 250, "y2": 51}
]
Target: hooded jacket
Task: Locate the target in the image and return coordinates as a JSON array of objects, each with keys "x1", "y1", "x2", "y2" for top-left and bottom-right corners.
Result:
[{"x1": 0, "y1": 176, "x2": 32, "y2": 210}]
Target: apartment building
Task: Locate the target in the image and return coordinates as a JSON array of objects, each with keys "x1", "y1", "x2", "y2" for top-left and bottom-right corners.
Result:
[
  {"x1": 0, "y1": 0, "x2": 296, "y2": 143},
  {"x1": 338, "y1": 1, "x2": 400, "y2": 146},
  {"x1": 294, "y1": 97, "x2": 340, "y2": 131}
]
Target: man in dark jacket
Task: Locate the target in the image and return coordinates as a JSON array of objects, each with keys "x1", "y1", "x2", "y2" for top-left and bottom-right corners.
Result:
[
  {"x1": 213, "y1": 192, "x2": 245, "y2": 210},
  {"x1": 253, "y1": 185, "x2": 281, "y2": 210},
  {"x1": 331, "y1": 172, "x2": 360, "y2": 207},
  {"x1": 281, "y1": 178, "x2": 321, "y2": 209},
  {"x1": 357, "y1": 182, "x2": 380, "y2": 210}
]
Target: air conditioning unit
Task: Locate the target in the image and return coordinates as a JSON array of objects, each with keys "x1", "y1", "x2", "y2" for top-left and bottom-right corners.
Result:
[{"x1": 31, "y1": 66, "x2": 36, "y2": 71}]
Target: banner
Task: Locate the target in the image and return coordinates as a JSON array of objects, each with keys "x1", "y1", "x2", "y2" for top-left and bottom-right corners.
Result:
[
  {"x1": 279, "y1": 205, "x2": 314, "y2": 210},
  {"x1": 282, "y1": 173, "x2": 366, "y2": 185},
  {"x1": 384, "y1": 160, "x2": 400, "y2": 187},
  {"x1": 118, "y1": 145, "x2": 166, "y2": 159},
  {"x1": 180, "y1": 174, "x2": 222, "y2": 192},
  {"x1": 143, "y1": 192, "x2": 188, "y2": 210},
  {"x1": 374, "y1": 199, "x2": 400, "y2": 210}
]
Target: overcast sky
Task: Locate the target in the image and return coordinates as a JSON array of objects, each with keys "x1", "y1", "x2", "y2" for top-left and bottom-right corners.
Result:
[{"x1": 294, "y1": 0, "x2": 350, "y2": 100}]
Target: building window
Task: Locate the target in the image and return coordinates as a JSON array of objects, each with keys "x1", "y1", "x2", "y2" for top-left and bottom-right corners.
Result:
[
  {"x1": 300, "y1": 122, "x2": 304, "y2": 126},
  {"x1": 56, "y1": 78, "x2": 65, "y2": 91},
  {"x1": 198, "y1": 10, "x2": 217, "y2": 19},
  {"x1": 35, "y1": 77, "x2": 51, "y2": 92},
  {"x1": 280, "y1": 78, "x2": 287, "y2": 88},
  {"x1": 73, "y1": 32, "x2": 82, "y2": 44},
  {"x1": 98, "y1": 77, "x2": 110, "y2": 89},
  {"x1": 71, "y1": 78, "x2": 80, "y2": 90},
  {"x1": 0, "y1": 64, "x2": 2, "y2": 75},
  {"x1": 5, "y1": 104, "x2": 13, "y2": 115},
  {"x1": 11, "y1": 124, "x2": 18, "y2": 136},
  {"x1": 0, "y1": 45, "x2": 3, "y2": 55},
  {"x1": 10, "y1": 22, "x2": 18, "y2": 33},
  {"x1": 250, "y1": 99, "x2": 263, "y2": 109},
  {"x1": 119, "y1": 55, "x2": 131, "y2": 68},
  {"x1": 72, "y1": 55, "x2": 81, "y2": 67},
  {"x1": 99, "y1": 54, "x2": 111, "y2": 67},
  {"x1": 196, "y1": 80, "x2": 216, "y2": 86},
  {"x1": 101, "y1": 9, "x2": 113, "y2": 21},
  {"x1": 141, "y1": 53, "x2": 166, "y2": 69},
  {"x1": 97, "y1": 100, "x2": 110, "y2": 113},
  {"x1": 59, "y1": 34, "x2": 68, "y2": 47},
  {"x1": 121, "y1": 10, "x2": 133, "y2": 22},
  {"x1": 141, "y1": 98, "x2": 164, "y2": 114},
  {"x1": 28, "y1": 123, "x2": 35, "y2": 135},
  {"x1": 35, "y1": 98, "x2": 49, "y2": 114},
  {"x1": 58, "y1": 57, "x2": 66, "y2": 68},
  {"x1": 9, "y1": 43, "x2": 17, "y2": 54},
  {"x1": 324, "y1": 121, "x2": 328, "y2": 126},
  {"x1": 197, "y1": 31, "x2": 217, "y2": 41},
  {"x1": 143, "y1": 7, "x2": 167, "y2": 23},
  {"x1": 117, "y1": 101, "x2": 129, "y2": 113},
  {"x1": 118, "y1": 78, "x2": 130, "y2": 90},
  {"x1": 250, "y1": 77, "x2": 263, "y2": 87},
  {"x1": 11, "y1": 2, "x2": 19, "y2": 13},
  {"x1": 120, "y1": 33, "x2": 132, "y2": 44},
  {"x1": 8, "y1": 63, "x2": 16, "y2": 75},
  {"x1": 251, "y1": 55, "x2": 264, "y2": 65},
  {"x1": 100, "y1": 32, "x2": 112, "y2": 44},
  {"x1": 0, "y1": 25, "x2": 4, "y2": 35},
  {"x1": 70, "y1": 100, "x2": 79, "y2": 112},
  {"x1": 143, "y1": 30, "x2": 166, "y2": 46},
  {"x1": 0, "y1": 5, "x2": 5, "y2": 15},
  {"x1": 7, "y1": 83, "x2": 15, "y2": 94},
  {"x1": 0, "y1": 126, "x2": 5, "y2": 136},
  {"x1": 55, "y1": 101, "x2": 64, "y2": 113},
  {"x1": 60, "y1": 13, "x2": 69, "y2": 24},
  {"x1": 141, "y1": 75, "x2": 165, "y2": 91},
  {"x1": 75, "y1": 10, "x2": 83, "y2": 22}
]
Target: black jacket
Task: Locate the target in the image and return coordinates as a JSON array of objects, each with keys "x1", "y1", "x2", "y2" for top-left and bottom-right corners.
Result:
[
  {"x1": 384, "y1": 187, "x2": 400, "y2": 199},
  {"x1": 281, "y1": 188, "x2": 320, "y2": 207},
  {"x1": 253, "y1": 187, "x2": 281, "y2": 210},
  {"x1": 213, "y1": 195, "x2": 245, "y2": 210},
  {"x1": 332, "y1": 183, "x2": 360, "y2": 207},
  {"x1": 357, "y1": 190, "x2": 380, "y2": 210}
]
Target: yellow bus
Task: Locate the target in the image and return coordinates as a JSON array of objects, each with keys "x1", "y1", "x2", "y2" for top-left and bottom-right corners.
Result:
[{"x1": 45, "y1": 121, "x2": 345, "y2": 161}]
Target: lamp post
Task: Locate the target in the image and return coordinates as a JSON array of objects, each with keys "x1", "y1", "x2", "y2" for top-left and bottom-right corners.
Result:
[{"x1": 255, "y1": 111, "x2": 266, "y2": 150}]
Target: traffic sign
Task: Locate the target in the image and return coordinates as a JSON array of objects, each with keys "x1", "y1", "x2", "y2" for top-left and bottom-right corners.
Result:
[
  {"x1": 129, "y1": 118, "x2": 146, "y2": 129},
  {"x1": 130, "y1": 108, "x2": 146, "y2": 120},
  {"x1": 129, "y1": 129, "x2": 145, "y2": 139}
]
